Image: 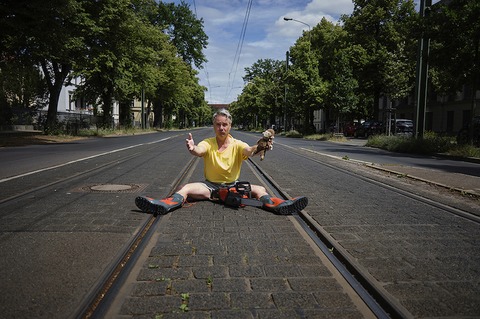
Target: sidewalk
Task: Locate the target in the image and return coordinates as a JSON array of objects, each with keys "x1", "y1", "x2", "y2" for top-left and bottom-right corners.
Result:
[
  {"x1": 367, "y1": 164, "x2": 480, "y2": 198},
  {"x1": 342, "y1": 138, "x2": 480, "y2": 198}
]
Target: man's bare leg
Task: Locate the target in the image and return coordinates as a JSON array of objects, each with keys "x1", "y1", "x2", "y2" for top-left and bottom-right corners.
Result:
[{"x1": 175, "y1": 182, "x2": 212, "y2": 201}]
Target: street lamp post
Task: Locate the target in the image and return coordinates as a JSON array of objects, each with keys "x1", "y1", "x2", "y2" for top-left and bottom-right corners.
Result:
[
  {"x1": 284, "y1": 17, "x2": 312, "y2": 131},
  {"x1": 414, "y1": 0, "x2": 432, "y2": 139},
  {"x1": 284, "y1": 17, "x2": 311, "y2": 31},
  {"x1": 284, "y1": 17, "x2": 311, "y2": 52}
]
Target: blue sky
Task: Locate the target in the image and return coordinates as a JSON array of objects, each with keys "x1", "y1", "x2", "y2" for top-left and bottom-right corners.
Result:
[{"x1": 170, "y1": 0, "x2": 429, "y2": 104}]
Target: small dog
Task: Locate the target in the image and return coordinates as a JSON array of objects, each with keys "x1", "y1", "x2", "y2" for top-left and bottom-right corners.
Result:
[{"x1": 254, "y1": 128, "x2": 275, "y2": 160}]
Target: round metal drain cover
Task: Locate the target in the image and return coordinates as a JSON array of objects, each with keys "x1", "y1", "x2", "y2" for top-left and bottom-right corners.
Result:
[
  {"x1": 90, "y1": 184, "x2": 133, "y2": 191},
  {"x1": 76, "y1": 183, "x2": 146, "y2": 193}
]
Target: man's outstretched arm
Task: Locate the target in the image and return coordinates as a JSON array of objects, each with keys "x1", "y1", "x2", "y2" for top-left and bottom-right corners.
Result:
[
  {"x1": 243, "y1": 144, "x2": 259, "y2": 157},
  {"x1": 186, "y1": 133, "x2": 206, "y2": 157}
]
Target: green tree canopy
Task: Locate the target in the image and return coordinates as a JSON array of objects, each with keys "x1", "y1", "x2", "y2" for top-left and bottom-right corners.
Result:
[
  {"x1": 342, "y1": 0, "x2": 417, "y2": 119},
  {"x1": 158, "y1": 0, "x2": 208, "y2": 69},
  {"x1": 0, "y1": 0, "x2": 92, "y2": 131},
  {"x1": 429, "y1": 0, "x2": 480, "y2": 97}
]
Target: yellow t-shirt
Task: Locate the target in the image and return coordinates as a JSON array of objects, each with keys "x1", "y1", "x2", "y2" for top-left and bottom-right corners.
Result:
[{"x1": 198, "y1": 135, "x2": 249, "y2": 184}]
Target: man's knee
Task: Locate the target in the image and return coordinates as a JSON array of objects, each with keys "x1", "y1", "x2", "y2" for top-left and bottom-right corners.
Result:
[
  {"x1": 251, "y1": 184, "x2": 267, "y2": 197},
  {"x1": 179, "y1": 182, "x2": 211, "y2": 199}
]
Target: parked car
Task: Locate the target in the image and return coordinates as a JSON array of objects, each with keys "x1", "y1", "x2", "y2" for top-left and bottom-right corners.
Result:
[
  {"x1": 343, "y1": 122, "x2": 360, "y2": 137},
  {"x1": 391, "y1": 119, "x2": 414, "y2": 136},
  {"x1": 457, "y1": 116, "x2": 480, "y2": 146},
  {"x1": 354, "y1": 120, "x2": 383, "y2": 138}
]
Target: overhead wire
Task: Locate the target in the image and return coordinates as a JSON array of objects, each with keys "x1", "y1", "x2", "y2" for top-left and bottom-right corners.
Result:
[
  {"x1": 225, "y1": 0, "x2": 253, "y2": 102},
  {"x1": 186, "y1": 0, "x2": 252, "y2": 103},
  {"x1": 190, "y1": 0, "x2": 213, "y2": 102}
]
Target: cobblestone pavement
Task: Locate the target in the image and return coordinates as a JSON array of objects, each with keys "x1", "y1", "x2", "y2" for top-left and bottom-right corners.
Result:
[
  {"x1": 112, "y1": 204, "x2": 373, "y2": 319},
  {"x1": 109, "y1": 135, "x2": 480, "y2": 319},
  {"x1": 2, "y1": 131, "x2": 479, "y2": 319}
]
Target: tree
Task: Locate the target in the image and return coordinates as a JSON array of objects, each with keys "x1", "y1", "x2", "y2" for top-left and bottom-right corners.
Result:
[
  {"x1": 288, "y1": 22, "x2": 327, "y2": 134},
  {"x1": 429, "y1": 0, "x2": 480, "y2": 142},
  {"x1": 152, "y1": 49, "x2": 199, "y2": 128},
  {"x1": 72, "y1": 0, "x2": 171, "y2": 128},
  {"x1": 0, "y1": 0, "x2": 91, "y2": 132},
  {"x1": 158, "y1": 1, "x2": 208, "y2": 69},
  {"x1": 0, "y1": 60, "x2": 48, "y2": 126},
  {"x1": 342, "y1": 0, "x2": 417, "y2": 119},
  {"x1": 232, "y1": 80, "x2": 263, "y2": 129},
  {"x1": 328, "y1": 49, "x2": 359, "y2": 127},
  {"x1": 309, "y1": 18, "x2": 359, "y2": 129},
  {"x1": 243, "y1": 59, "x2": 285, "y2": 127}
]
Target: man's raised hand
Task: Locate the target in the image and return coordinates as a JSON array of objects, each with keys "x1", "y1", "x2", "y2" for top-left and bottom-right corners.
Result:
[{"x1": 186, "y1": 133, "x2": 195, "y2": 151}]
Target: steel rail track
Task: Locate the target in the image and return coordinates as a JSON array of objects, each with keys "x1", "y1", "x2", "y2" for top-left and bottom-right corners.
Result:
[
  {"x1": 5, "y1": 131, "x2": 476, "y2": 318},
  {"x1": 74, "y1": 147, "x2": 409, "y2": 318},
  {"x1": 287, "y1": 145, "x2": 480, "y2": 224},
  {"x1": 248, "y1": 144, "x2": 480, "y2": 319},
  {"x1": 0, "y1": 136, "x2": 181, "y2": 206},
  {"x1": 247, "y1": 158, "x2": 397, "y2": 318},
  {"x1": 80, "y1": 153, "x2": 394, "y2": 319},
  {"x1": 77, "y1": 155, "x2": 200, "y2": 319},
  {"x1": 0, "y1": 136, "x2": 193, "y2": 318}
]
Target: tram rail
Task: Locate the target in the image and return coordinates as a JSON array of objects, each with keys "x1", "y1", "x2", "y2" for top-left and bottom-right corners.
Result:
[
  {"x1": 2, "y1": 130, "x2": 478, "y2": 318},
  {"x1": 80, "y1": 135, "x2": 480, "y2": 319},
  {"x1": 78, "y1": 147, "x2": 418, "y2": 319},
  {"x1": 78, "y1": 156, "x2": 200, "y2": 319}
]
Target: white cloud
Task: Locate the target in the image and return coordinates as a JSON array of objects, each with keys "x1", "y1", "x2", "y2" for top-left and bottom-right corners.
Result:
[{"x1": 182, "y1": 0, "x2": 356, "y2": 103}]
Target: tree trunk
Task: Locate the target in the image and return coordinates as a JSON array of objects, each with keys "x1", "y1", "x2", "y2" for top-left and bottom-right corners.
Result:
[
  {"x1": 153, "y1": 98, "x2": 163, "y2": 128},
  {"x1": 41, "y1": 61, "x2": 71, "y2": 133},
  {"x1": 119, "y1": 100, "x2": 132, "y2": 127},
  {"x1": 469, "y1": 33, "x2": 479, "y2": 144},
  {"x1": 101, "y1": 92, "x2": 113, "y2": 128}
]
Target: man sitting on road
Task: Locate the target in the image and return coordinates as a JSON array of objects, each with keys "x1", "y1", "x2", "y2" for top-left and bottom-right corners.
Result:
[{"x1": 135, "y1": 108, "x2": 308, "y2": 215}]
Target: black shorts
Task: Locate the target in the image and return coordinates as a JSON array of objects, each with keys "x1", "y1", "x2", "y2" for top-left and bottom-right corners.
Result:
[{"x1": 201, "y1": 180, "x2": 238, "y2": 200}]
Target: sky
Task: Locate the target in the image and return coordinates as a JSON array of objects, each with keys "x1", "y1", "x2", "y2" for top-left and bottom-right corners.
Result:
[{"x1": 169, "y1": 0, "x2": 428, "y2": 105}]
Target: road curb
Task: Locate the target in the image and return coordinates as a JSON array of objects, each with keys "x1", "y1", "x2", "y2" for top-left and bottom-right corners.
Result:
[{"x1": 365, "y1": 164, "x2": 480, "y2": 199}]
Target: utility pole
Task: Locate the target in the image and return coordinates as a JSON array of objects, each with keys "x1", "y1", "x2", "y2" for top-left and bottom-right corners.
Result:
[
  {"x1": 141, "y1": 87, "x2": 145, "y2": 129},
  {"x1": 414, "y1": 0, "x2": 432, "y2": 139},
  {"x1": 284, "y1": 50, "x2": 289, "y2": 131}
]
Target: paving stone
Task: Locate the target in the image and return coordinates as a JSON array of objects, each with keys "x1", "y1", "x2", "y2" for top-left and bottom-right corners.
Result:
[
  {"x1": 271, "y1": 292, "x2": 318, "y2": 309},
  {"x1": 249, "y1": 278, "x2": 289, "y2": 292},
  {"x1": 229, "y1": 265, "x2": 265, "y2": 277},
  {"x1": 230, "y1": 292, "x2": 275, "y2": 309},
  {"x1": 116, "y1": 186, "x2": 367, "y2": 318},
  {"x1": 288, "y1": 277, "x2": 342, "y2": 292},
  {"x1": 192, "y1": 266, "x2": 229, "y2": 279},
  {"x1": 301, "y1": 309, "x2": 364, "y2": 319},
  {"x1": 211, "y1": 309, "x2": 254, "y2": 319},
  {"x1": 210, "y1": 278, "x2": 248, "y2": 292},
  {"x1": 313, "y1": 292, "x2": 359, "y2": 309},
  {"x1": 131, "y1": 281, "x2": 170, "y2": 296},
  {"x1": 120, "y1": 296, "x2": 180, "y2": 315},
  {"x1": 187, "y1": 292, "x2": 230, "y2": 311},
  {"x1": 137, "y1": 267, "x2": 192, "y2": 281},
  {"x1": 264, "y1": 264, "x2": 302, "y2": 277},
  {"x1": 177, "y1": 255, "x2": 211, "y2": 267},
  {"x1": 252, "y1": 309, "x2": 299, "y2": 319}
]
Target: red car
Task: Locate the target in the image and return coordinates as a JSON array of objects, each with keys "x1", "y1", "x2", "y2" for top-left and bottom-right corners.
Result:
[{"x1": 343, "y1": 122, "x2": 360, "y2": 137}]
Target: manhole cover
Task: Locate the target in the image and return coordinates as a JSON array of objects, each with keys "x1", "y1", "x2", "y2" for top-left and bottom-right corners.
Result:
[
  {"x1": 76, "y1": 183, "x2": 147, "y2": 193},
  {"x1": 90, "y1": 184, "x2": 133, "y2": 191}
]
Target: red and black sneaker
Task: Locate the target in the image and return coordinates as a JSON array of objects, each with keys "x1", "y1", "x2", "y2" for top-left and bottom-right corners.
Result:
[
  {"x1": 135, "y1": 193, "x2": 184, "y2": 215},
  {"x1": 260, "y1": 195, "x2": 308, "y2": 215}
]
